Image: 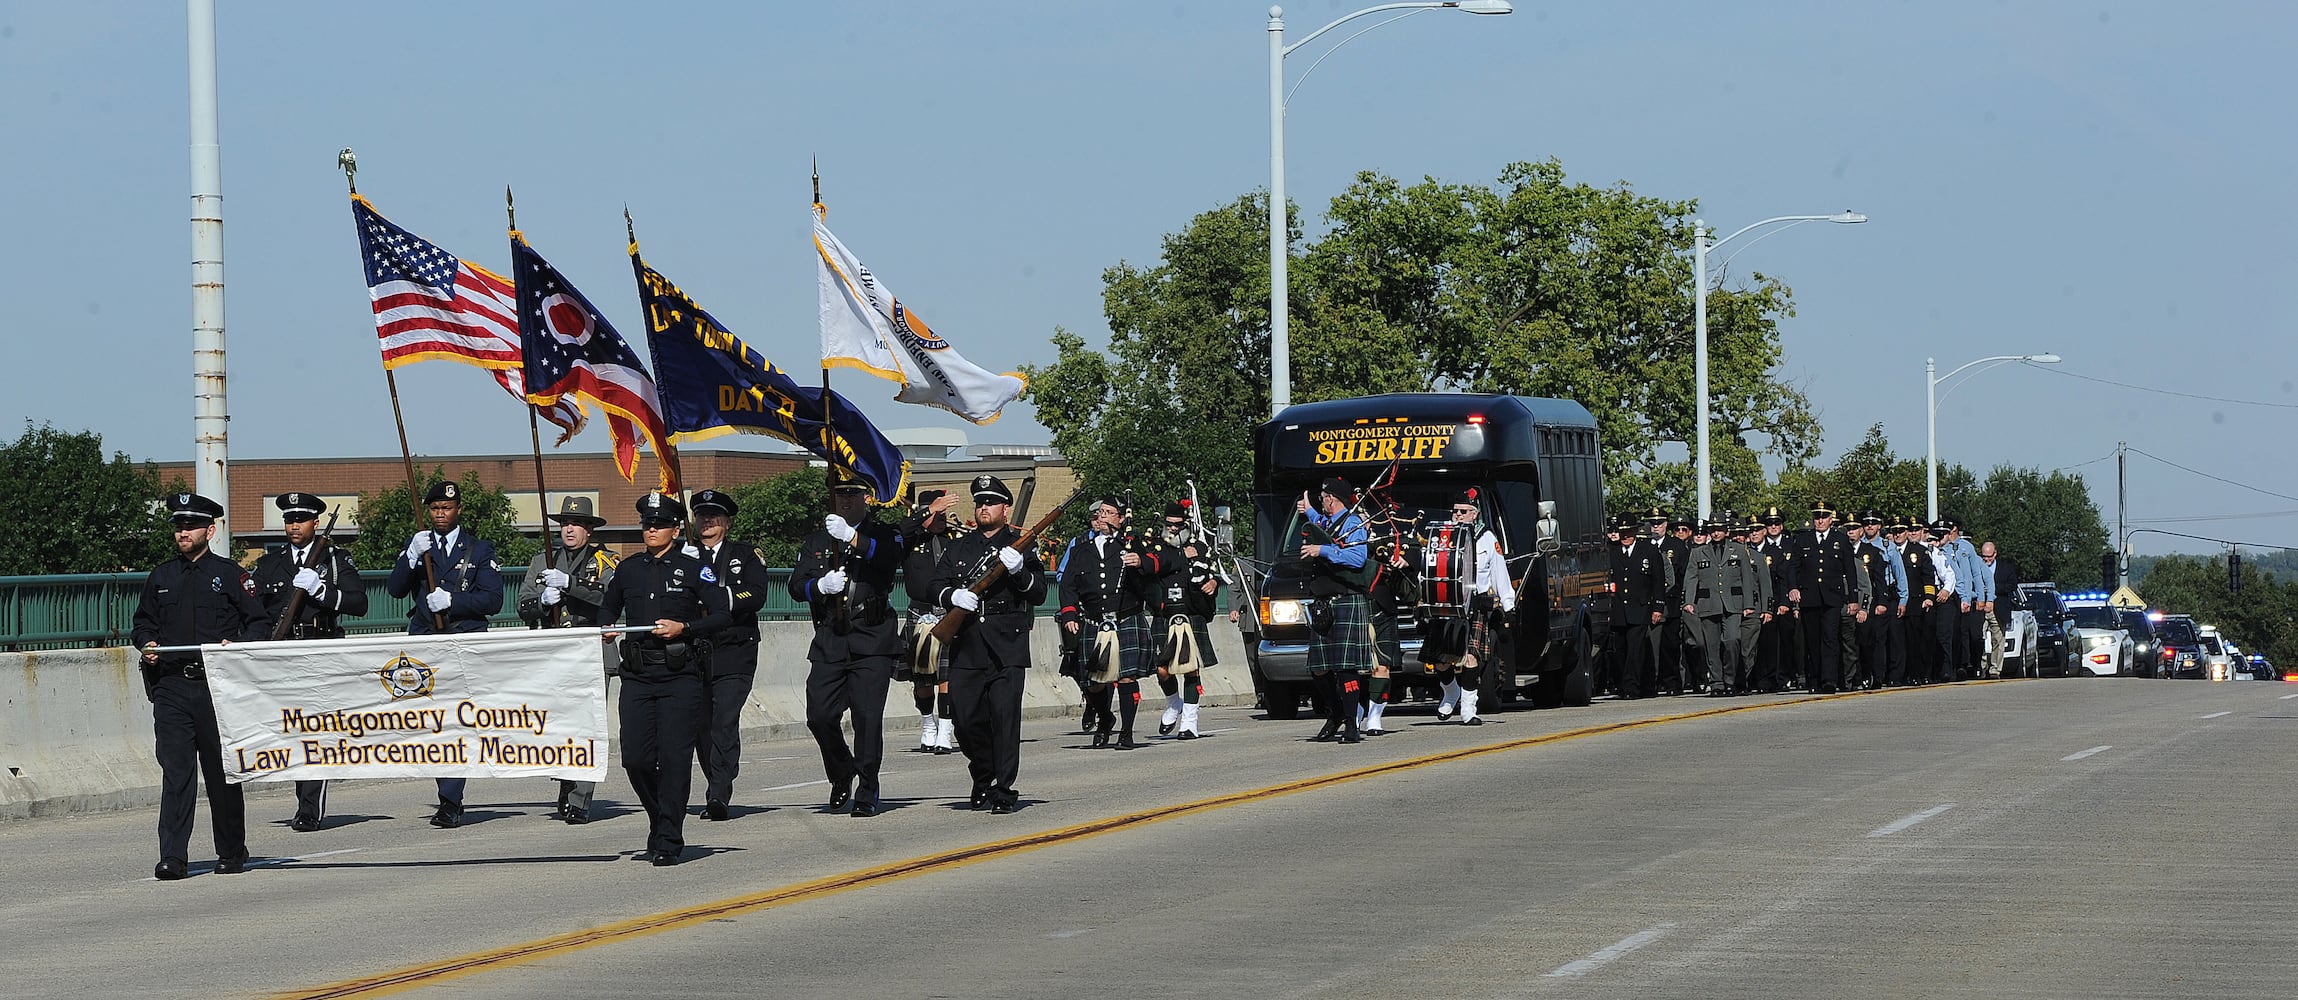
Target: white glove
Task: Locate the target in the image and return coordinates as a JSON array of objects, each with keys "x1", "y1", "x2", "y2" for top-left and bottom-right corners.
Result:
[
  {"x1": 292, "y1": 567, "x2": 325, "y2": 596},
  {"x1": 825, "y1": 514, "x2": 856, "y2": 543},
  {"x1": 998, "y1": 546, "x2": 1024, "y2": 572},
  {"x1": 541, "y1": 569, "x2": 571, "y2": 589},
  {"x1": 404, "y1": 532, "x2": 433, "y2": 563},
  {"x1": 425, "y1": 588, "x2": 454, "y2": 612},
  {"x1": 681, "y1": 543, "x2": 701, "y2": 559},
  {"x1": 540, "y1": 586, "x2": 563, "y2": 606},
  {"x1": 817, "y1": 569, "x2": 849, "y2": 595},
  {"x1": 949, "y1": 589, "x2": 981, "y2": 612}
]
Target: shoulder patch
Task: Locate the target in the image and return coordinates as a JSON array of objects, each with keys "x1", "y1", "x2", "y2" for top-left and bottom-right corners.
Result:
[
  {"x1": 241, "y1": 574, "x2": 257, "y2": 598},
  {"x1": 699, "y1": 565, "x2": 718, "y2": 584}
]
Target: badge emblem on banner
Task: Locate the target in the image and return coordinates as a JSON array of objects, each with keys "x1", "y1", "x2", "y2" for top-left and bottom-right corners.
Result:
[{"x1": 379, "y1": 652, "x2": 437, "y2": 700}]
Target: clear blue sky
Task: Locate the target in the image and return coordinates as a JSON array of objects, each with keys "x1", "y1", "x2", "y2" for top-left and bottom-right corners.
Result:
[{"x1": 2, "y1": 1, "x2": 2290, "y2": 556}]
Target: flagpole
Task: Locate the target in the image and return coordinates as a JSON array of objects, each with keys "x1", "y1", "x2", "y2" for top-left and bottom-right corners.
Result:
[
  {"x1": 815, "y1": 164, "x2": 842, "y2": 496},
  {"x1": 507, "y1": 185, "x2": 553, "y2": 551},
  {"x1": 343, "y1": 153, "x2": 445, "y2": 630},
  {"x1": 623, "y1": 207, "x2": 688, "y2": 540}
]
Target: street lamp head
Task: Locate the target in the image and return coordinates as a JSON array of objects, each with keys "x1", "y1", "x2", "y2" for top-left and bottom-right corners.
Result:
[
  {"x1": 1451, "y1": 0, "x2": 1514, "y2": 13},
  {"x1": 2027, "y1": 353, "x2": 2062, "y2": 364},
  {"x1": 1829, "y1": 211, "x2": 1868, "y2": 224}
]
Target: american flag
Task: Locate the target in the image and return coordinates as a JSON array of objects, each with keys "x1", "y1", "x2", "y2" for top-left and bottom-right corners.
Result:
[
  {"x1": 512, "y1": 236, "x2": 676, "y2": 491},
  {"x1": 352, "y1": 197, "x2": 585, "y2": 443}
]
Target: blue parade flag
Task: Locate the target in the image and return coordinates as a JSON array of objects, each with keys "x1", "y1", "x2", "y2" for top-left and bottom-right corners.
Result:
[{"x1": 631, "y1": 247, "x2": 911, "y2": 505}]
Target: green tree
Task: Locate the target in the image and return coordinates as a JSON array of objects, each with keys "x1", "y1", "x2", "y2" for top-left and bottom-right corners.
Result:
[
  {"x1": 1025, "y1": 162, "x2": 1817, "y2": 524},
  {"x1": 725, "y1": 466, "x2": 829, "y2": 568},
  {"x1": 1955, "y1": 465, "x2": 2108, "y2": 587},
  {"x1": 1771, "y1": 424, "x2": 1932, "y2": 526},
  {"x1": 0, "y1": 422, "x2": 178, "y2": 574},
  {"x1": 351, "y1": 468, "x2": 539, "y2": 572}
]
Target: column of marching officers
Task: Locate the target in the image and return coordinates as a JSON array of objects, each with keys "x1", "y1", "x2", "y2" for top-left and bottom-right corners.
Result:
[
  {"x1": 1601, "y1": 502, "x2": 2002, "y2": 699},
  {"x1": 128, "y1": 473, "x2": 1147, "y2": 876}
]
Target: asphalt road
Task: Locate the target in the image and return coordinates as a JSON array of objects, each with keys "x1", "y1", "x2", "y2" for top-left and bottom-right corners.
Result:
[{"x1": 5, "y1": 677, "x2": 2295, "y2": 999}]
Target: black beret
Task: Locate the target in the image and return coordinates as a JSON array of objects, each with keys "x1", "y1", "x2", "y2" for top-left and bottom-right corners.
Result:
[{"x1": 423, "y1": 480, "x2": 460, "y2": 505}]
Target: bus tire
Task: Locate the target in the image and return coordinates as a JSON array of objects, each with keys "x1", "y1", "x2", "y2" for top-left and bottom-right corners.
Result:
[{"x1": 1265, "y1": 680, "x2": 1304, "y2": 720}]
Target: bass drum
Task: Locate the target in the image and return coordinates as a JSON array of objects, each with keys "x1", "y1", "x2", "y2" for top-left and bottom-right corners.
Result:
[{"x1": 1418, "y1": 521, "x2": 1477, "y2": 665}]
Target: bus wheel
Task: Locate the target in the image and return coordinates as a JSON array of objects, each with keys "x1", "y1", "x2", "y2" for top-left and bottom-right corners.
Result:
[
  {"x1": 1264, "y1": 680, "x2": 1305, "y2": 720},
  {"x1": 1561, "y1": 628, "x2": 1595, "y2": 707}
]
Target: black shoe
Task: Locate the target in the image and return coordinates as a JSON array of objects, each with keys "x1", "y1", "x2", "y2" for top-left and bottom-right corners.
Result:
[
  {"x1": 703, "y1": 801, "x2": 729, "y2": 822},
  {"x1": 563, "y1": 811, "x2": 590, "y2": 825},
  {"x1": 1090, "y1": 730, "x2": 1109, "y2": 749},
  {"x1": 851, "y1": 799, "x2": 878, "y2": 818},
  {"x1": 290, "y1": 815, "x2": 321, "y2": 833},
  {"x1": 1177, "y1": 730, "x2": 1197, "y2": 741},
  {"x1": 970, "y1": 786, "x2": 991, "y2": 811},
  {"x1": 1116, "y1": 732, "x2": 1137, "y2": 751},
  {"x1": 829, "y1": 781, "x2": 853, "y2": 811},
  {"x1": 1339, "y1": 733, "x2": 1365, "y2": 744},
  {"x1": 1310, "y1": 718, "x2": 1342, "y2": 742},
  {"x1": 430, "y1": 804, "x2": 462, "y2": 829},
  {"x1": 651, "y1": 850, "x2": 682, "y2": 867},
  {"x1": 989, "y1": 797, "x2": 1014, "y2": 815},
  {"x1": 215, "y1": 856, "x2": 247, "y2": 875},
  {"x1": 1462, "y1": 717, "x2": 1483, "y2": 727},
  {"x1": 154, "y1": 859, "x2": 188, "y2": 881},
  {"x1": 1158, "y1": 718, "x2": 1177, "y2": 736},
  {"x1": 631, "y1": 851, "x2": 656, "y2": 863}
]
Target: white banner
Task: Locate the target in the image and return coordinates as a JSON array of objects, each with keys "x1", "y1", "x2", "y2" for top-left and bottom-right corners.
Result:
[
  {"x1": 813, "y1": 207, "x2": 1027, "y2": 424},
  {"x1": 203, "y1": 630, "x2": 610, "y2": 784}
]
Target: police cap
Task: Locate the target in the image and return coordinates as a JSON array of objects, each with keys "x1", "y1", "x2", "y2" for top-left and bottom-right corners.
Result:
[
  {"x1": 1810, "y1": 499, "x2": 1837, "y2": 518},
  {"x1": 1859, "y1": 509, "x2": 1883, "y2": 526},
  {"x1": 827, "y1": 468, "x2": 870, "y2": 496},
  {"x1": 637, "y1": 492, "x2": 686, "y2": 526},
  {"x1": 274, "y1": 492, "x2": 325, "y2": 522},
  {"x1": 167, "y1": 492, "x2": 225, "y2": 526},
  {"x1": 1760, "y1": 505, "x2": 1785, "y2": 526},
  {"x1": 970, "y1": 475, "x2": 1013, "y2": 505},
  {"x1": 690, "y1": 488, "x2": 739, "y2": 517}
]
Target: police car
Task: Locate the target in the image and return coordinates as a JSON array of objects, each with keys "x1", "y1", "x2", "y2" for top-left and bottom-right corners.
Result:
[{"x1": 2061, "y1": 592, "x2": 2135, "y2": 676}]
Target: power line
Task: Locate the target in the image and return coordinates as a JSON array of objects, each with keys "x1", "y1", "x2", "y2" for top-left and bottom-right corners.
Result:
[
  {"x1": 2123, "y1": 528, "x2": 2298, "y2": 551},
  {"x1": 2031, "y1": 364, "x2": 2298, "y2": 410},
  {"x1": 2051, "y1": 451, "x2": 2117, "y2": 474},
  {"x1": 2128, "y1": 509, "x2": 2298, "y2": 524},
  {"x1": 2126, "y1": 446, "x2": 2298, "y2": 505}
]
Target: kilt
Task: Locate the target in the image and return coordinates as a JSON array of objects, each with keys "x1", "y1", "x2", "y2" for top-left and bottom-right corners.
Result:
[
  {"x1": 1306, "y1": 593, "x2": 1373, "y2": 675},
  {"x1": 1082, "y1": 611, "x2": 1156, "y2": 681},
  {"x1": 1156, "y1": 614, "x2": 1221, "y2": 674},
  {"x1": 1371, "y1": 604, "x2": 1402, "y2": 670},
  {"x1": 1464, "y1": 607, "x2": 1496, "y2": 667}
]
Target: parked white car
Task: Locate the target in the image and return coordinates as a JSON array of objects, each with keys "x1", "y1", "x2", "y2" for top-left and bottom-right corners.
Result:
[
  {"x1": 1990, "y1": 607, "x2": 2040, "y2": 677},
  {"x1": 2197, "y1": 626, "x2": 2238, "y2": 681},
  {"x1": 2067, "y1": 602, "x2": 2135, "y2": 676}
]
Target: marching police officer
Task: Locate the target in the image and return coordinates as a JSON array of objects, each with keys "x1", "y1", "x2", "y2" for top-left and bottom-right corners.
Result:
[
  {"x1": 933, "y1": 475, "x2": 1049, "y2": 814},
  {"x1": 688, "y1": 489, "x2": 768, "y2": 821},
  {"x1": 131, "y1": 493, "x2": 269, "y2": 879},
  {"x1": 1682, "y1": 516, "x2": 1762, "y2": 696},
  {"x1": 599, "y1": 492, "x2": 731, "y2": 866},
  {"x1": 251, "y1": 491, "x2": 368, "y2": 832},
  {"x1": 1786, "y1": 501, "x2": 1868, "y2": 694},
  {"x1": 789, "y1": 471, "x2": 904, "y2": 817},
  {"x1": 384, "y1": 479, "x2": 504, "y2": 828},
  {"x1": 517, "y1": 495, "x2": 617, "y2": 824},
  {"x1": 1609, "y1": 513, "x2": 1668, "y2": 700}
]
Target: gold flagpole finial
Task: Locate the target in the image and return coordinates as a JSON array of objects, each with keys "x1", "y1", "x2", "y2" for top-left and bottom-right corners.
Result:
[{"x1": 337, "y1": 148, "x2": 357, "y2": 194}]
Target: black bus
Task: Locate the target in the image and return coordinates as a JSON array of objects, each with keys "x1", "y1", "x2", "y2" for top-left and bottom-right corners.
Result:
[{"x1": 1242, "y1": 393, "x2": 1610, "y2": 713}]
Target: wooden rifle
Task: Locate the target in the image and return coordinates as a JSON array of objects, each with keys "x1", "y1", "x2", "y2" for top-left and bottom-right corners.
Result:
[
  {"x1": 929, "y1": 487, "x2": 1083, "y2": 642},
  {"x1": 270, "y1": 508, "x2": 341, "y2": 641}
]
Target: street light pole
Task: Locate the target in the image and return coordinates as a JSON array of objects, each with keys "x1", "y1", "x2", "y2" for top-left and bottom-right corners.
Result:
[
  {"x1": 1692, "y1": 212, "x2": 1865, "y2": 519},
  {"x1": 1925, "y1": 352, "x2": 2061, "y2": 521},
  {"x1": 1266, "y1": 2, "x2": 1512, "y2": 419}
]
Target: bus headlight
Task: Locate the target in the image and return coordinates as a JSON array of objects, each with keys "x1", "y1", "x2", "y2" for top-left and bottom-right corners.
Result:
[{"x1": 1261, "y1": 598, "x2": 1307, "y2": 627}]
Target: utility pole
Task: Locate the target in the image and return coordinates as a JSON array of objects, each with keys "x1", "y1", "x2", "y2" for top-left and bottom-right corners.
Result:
[
  {"x1": 2116, "y1": 440, "x2": 2127, "y2": 589},
  {"x1": 188, "y1": 0, "x2": 230, "y2": 553}
]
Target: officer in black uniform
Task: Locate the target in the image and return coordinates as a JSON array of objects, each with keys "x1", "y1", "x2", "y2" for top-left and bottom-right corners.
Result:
[
  {"x1": 1057, "y1": 496, "x2": 1174, "y2": 750},
  {"x1": 517, "y1": 494, "x2": 617, "y2": 824},
  {"x1": 251, "y1": 491, "x2": 368, "y2": 832},
  {"x1": 933, "y1": 475, "x2": 1048, "y2": 814},
  {"x1": 1653, "y1": 510, "x2": 1691, "y2": 695},
  {"x1": 384, "y1": 479, "x2": 504, "y2": 828},
  {"x1": 687, "y1": 488, "x2": 768, "y2": 821},
  {"x1": 789, "y1": 471, "x2": 905, "y2": 816},
  {"x1": 599, "y1": 492, "x2": 731, "y2": 866},
  {"x1": 1786, "y1": 500, "x2": 1865, "y2": 694},
  {"x1": 131, "y1": 493, "x2": 269, "y2": 880},
  {"x1": 1609, "y1": 513, "x2": 1669, "y2": 699}
]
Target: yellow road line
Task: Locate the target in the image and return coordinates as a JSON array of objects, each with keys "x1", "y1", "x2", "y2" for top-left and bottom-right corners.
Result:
[{"x1": 276, "y1": 680, "x2": 2001, "y2": 999}]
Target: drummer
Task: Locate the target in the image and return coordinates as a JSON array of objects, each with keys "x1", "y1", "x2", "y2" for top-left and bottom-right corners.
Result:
[{"x1": 1428, "y1": 488, "x2": 1514, "y2": 726}]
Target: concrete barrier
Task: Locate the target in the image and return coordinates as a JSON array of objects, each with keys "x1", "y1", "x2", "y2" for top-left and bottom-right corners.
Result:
[{"x1": 0, "y1": 618, "x2": 1257, "y2": 821}]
